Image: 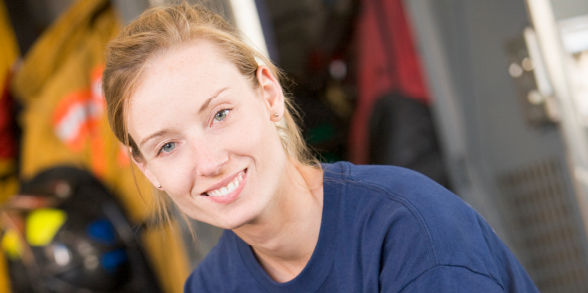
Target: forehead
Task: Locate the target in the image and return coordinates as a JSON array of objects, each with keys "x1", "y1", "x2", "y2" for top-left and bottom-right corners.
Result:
[
  {"x1": 126, "y1": 39, "x2": 246, "y2": 138},
  {"x1": 142, "y1": 39, "x2": 233, "y2": 87}
]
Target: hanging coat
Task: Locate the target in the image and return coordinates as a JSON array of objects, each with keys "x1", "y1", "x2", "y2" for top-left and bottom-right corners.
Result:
[
  {"x1": 0, "y1": 0, "x2": 19, "y2": 290},
  {"x1": 10, "y1": 0, "x2": 190, "y2": 292},
  {"x1": 0, "y1": 0, "x2": 19, "y2": 203},
  {"x1": 349, "y1": 0, "x2": 430, "y2": 164}
]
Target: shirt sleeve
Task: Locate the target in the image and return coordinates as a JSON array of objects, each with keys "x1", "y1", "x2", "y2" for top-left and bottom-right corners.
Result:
[{"x1": 393, "y1": 265, "x2": 504, "y2": 293}]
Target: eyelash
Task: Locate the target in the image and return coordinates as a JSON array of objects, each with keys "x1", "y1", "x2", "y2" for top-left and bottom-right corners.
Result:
[
  {"x1": 155, "y1": 108, "x2": 231, "y2": 157},
  {"x1": 157, "y1": 142, "x2": 176, "y2": 155},
  {"x1": 212, "y1": 108, "x2": 231, "y2": 124}
]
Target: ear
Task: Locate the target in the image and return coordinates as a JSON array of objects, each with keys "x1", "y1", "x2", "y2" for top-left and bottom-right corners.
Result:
[
  {"x1": 256, "y1": 65, "x2": 285, "y2": 121},
  {"x1": 131, "y1": 150, "x2": 163, "y2": 190}
]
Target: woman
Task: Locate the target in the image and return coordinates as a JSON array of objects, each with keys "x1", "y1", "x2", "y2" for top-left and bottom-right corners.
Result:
[{"x1": 102, "y1": 3, "x2": 538, "y2": 292}]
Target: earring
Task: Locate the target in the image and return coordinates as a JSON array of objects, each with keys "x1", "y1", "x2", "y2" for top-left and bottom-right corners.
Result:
[
  {"x1": 157, "y1": 184, "x2": 162, "y2": 189},
  {"x1": 273, "y1": 113, "x2": 279, "y2": 118}
]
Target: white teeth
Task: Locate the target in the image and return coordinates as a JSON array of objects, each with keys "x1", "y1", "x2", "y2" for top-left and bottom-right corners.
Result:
[{"x1": 207, "y1": 172, "x2": 243, "y2": 197}]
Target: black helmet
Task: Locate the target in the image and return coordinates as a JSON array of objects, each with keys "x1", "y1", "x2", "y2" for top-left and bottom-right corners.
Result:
[{"x1": 1, "y1": 166, "x2": 162, "y2": 293}]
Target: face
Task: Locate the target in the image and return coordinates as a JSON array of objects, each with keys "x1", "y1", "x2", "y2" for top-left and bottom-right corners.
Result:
[{"x1": 127, "y1": 39, "x2": 288, "y2": 229}]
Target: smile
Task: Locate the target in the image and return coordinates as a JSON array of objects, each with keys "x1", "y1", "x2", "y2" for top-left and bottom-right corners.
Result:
[
  {"x1": 207, "y1": 171, "x2": 244, "y2": 197},
  {"x1": 200, "y1": 169, "x2": 247, "y2": 204}
]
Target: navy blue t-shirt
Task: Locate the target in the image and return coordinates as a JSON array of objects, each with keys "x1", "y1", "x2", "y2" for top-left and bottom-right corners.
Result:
[{"x1": 185, "y1": 162, "x2": 538, "y2": 292}]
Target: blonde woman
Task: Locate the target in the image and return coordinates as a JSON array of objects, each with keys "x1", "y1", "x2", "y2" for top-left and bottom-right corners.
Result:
[{"x1": 102, "y1": 3, "x2": 538, "y2": 292}]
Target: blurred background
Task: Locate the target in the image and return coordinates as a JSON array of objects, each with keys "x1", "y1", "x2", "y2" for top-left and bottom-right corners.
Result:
[{"x1": 0, "y1": 0, "x2": 587, "y2": 292}]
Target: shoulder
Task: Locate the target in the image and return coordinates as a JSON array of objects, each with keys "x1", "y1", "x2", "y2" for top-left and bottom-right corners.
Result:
[
  {"x1": 324, "y1": 161, "x2": 446, "y2": 199},
  {"x1": 184, "y1": 231, "x2": 229, "y2": 292},
  {"x1": 184, "y1": 231, "x2": 255, "y2": 292},
  {"x1": 324, "y1": 162, "x2": 517, "y2": 289},
  {"x1": 325, "y1": 162, "x2": 484, "y2": 250},
  {"x1": 324, "y1": 162, "x2": 467, "y2": 224}
]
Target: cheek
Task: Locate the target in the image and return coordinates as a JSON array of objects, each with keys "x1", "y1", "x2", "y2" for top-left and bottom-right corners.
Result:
[
  {"x1": 150, "y1": 159, "x2": 193, "y2": 197},
  {"x1": 227, "y1": 115, "x2": 279, "y2": 158}
]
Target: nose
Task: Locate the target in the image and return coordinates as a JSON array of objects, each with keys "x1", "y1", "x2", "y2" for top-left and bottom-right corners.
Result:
[{"x1": 191, "y1": 140, "x2": 229, "y2": 177}]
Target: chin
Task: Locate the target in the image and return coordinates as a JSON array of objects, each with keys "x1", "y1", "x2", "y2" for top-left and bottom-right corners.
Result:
[
  {"x1": 216, "y1": 208, "x2": 261, "y2": 230},
  {"x1": 219, "y1": 215, "x2": 255, "y2": 230}
]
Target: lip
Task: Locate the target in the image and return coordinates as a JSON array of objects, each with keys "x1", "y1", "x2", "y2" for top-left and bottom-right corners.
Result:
[{"x1": 200, "y1": 169, "x2": 247, "y2": 204}]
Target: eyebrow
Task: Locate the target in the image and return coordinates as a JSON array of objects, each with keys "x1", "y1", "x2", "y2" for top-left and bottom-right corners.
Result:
[
  {"x1": 138, "y1": 87, "x2": 229, "y2": 149},
  {"x1": 138, "y1": 129, "x2": 167, "y2": 149},
  {"x1": 199, "y1": 87, "x2": 229, "y2": 114}
]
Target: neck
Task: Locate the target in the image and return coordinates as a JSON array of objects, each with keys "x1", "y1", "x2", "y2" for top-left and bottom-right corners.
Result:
[{"x1": 233, "y1": 160, "x2": 323, "y2": 282}]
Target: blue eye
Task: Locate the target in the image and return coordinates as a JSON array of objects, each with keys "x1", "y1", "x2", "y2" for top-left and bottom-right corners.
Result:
[
  {"x1": 159, "y1": 142, "x2": 176, "y2": 154},
  {"x1": 214, "y1": 109, "x2": 230, "y2": 122}
]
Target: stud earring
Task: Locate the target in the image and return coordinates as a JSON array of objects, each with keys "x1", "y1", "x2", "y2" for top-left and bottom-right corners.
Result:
[
  {"x1": 273, "y1": 113, "x2": 279, "y2": 118},
  {"x1": 157, "y1": 184, "x2": 162, "y2": 189}
]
